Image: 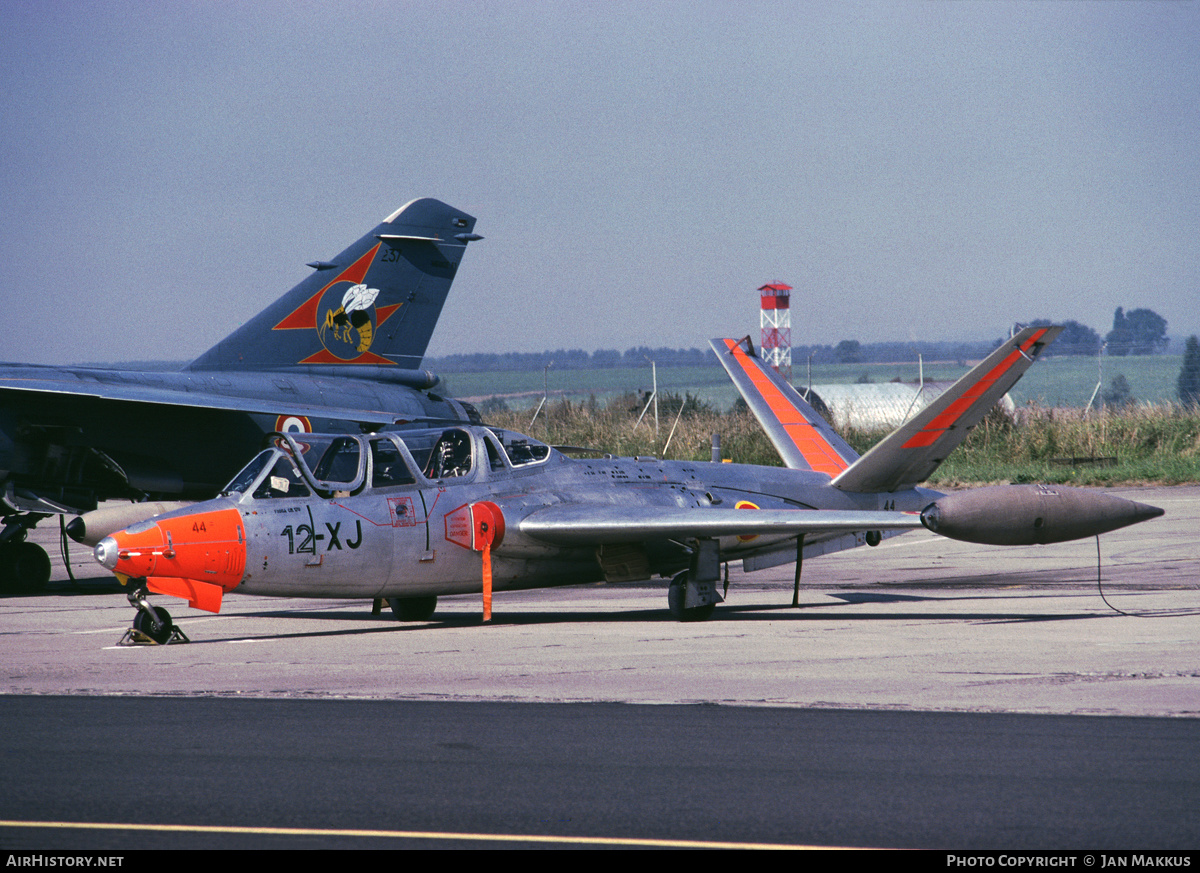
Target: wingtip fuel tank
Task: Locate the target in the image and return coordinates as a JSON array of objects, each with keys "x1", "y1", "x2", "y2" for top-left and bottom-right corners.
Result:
[
  {"x1": 920, "y1": 485, "x2": 1164, "y2": 546},
  {"x1": 67, "y1": 502, "x2": 194, "y2": 548}
]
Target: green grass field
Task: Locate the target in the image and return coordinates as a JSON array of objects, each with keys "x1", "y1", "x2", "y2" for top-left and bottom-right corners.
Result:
[
  {"x1": 467, "y1": 349, "x2": 1199, "y2": 485},
  {"x1": 485, "y1": 395, "x2": 1200, "y2": 486}
]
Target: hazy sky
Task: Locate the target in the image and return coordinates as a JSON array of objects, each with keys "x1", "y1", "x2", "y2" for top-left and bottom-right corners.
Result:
[{"x1": 2, "y1": 1, "x2": 1197, "y2": 366}]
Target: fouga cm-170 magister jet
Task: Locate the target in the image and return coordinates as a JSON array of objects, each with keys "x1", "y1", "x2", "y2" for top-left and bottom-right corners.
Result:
[{"x1": 88, "y1": 326, "x2": 1163, "y2": 643}]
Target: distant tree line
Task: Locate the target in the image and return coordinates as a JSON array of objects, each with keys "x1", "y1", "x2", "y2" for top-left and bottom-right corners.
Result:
[
  {"x1": 1024, "y1": 308, "x2": 1169, "y2": 357},
  {"x1": 1105, "y1": 307, "x2": 1169, "y2": 356},
  {"x1": 1025, "y1": 320, "x2": 1102, "y2": 355},
  {"x1": 807, "y1": 340, "x2": 997, "y2": 366},
  {"x1": 428, "y1": 308, "x2": 1176, "y2": 373},
  {"x1": 430, "y1": 346, "x2": 715, "y2": 373},
  {"x1": 430, "y1": 340, "x2": 1006, "y2": 372}
]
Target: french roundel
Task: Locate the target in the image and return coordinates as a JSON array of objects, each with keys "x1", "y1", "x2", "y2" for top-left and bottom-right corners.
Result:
[{"x1": 275, "y1": 415, "x2": 312, "y2": 433}]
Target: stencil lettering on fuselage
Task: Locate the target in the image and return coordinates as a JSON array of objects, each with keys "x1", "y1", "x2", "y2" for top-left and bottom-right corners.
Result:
[{"x1": 444, "y1": 504, "x2": 473, "y2": 549}]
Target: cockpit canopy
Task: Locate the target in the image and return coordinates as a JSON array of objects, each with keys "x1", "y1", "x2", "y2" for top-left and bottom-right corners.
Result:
[{"x1": 220, "y1": 426, "x2": 554, "y2": 500}]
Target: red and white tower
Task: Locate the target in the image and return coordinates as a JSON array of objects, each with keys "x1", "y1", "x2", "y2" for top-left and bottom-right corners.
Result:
[{"x1": 759, "y1": 283, "x2": 792, "y2": 380}]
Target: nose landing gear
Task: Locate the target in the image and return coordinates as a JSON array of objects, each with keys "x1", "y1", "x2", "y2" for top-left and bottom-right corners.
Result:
[{"x1": 119, "y1": 582, "x2": 189, "y2": 645}]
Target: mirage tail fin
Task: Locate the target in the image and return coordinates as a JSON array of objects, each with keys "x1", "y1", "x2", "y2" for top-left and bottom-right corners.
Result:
[
  {"x1": 709, "y1": 337, "x2": 859, "y2": 476},
  {"x1": 186, "y1": 198, "x2": 480, "y2": 373},
  {"x1": 830, "y1": 326, "x2": 1061, "y2": 493}
]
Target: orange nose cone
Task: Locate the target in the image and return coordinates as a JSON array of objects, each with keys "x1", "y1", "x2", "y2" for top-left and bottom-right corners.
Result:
[
  {"x1": 94, "y1": 520, "x2": 166, "y2": 579},
  {"x1": 97, "y1": 507, "x2": 247, "y2": 590}
]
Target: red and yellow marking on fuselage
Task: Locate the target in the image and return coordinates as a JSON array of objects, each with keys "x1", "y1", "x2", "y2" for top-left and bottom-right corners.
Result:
[{"x1": 735, "y1": 500, "x2": 760, "y2": 542}]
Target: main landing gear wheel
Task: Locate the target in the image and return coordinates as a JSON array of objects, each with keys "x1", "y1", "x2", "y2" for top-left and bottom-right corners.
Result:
[
  {"x1": 667, "y1": 576, "x2": 716, "y2": 622},
  {"x1": 0, "y1": 542, "x2": 51, "y2": 594},
  {"x1": 387, "y1": 595, "x2": 437, "y2": 621}
]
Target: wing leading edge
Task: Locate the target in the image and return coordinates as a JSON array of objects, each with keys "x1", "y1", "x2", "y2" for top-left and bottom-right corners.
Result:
[
  {"x1": 0, "y1": 377, "x2": 395, "y2": 427},
  {"x1": 519, "y1": 504, "x2": 923, "y2": 546}
]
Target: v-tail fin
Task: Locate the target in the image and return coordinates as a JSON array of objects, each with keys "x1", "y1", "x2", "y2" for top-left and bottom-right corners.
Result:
[
  {"x1": 831, "y1": 325, "x2": 1061, "y2": 493},
  {"x1": 709, "y1": 337, "x2": 858, "y2": 476},
  {"x1": 186, "y1": 198, "x2": 480, "y2": 373}
]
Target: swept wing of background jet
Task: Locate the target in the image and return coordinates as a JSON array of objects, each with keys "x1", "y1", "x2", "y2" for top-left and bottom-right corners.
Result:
[
  {"x1": 87, "y1": 327, "x2": 1162, "y2": 643},
  {"x1": 0, "y1": 197, "x2": 481, "y2": 591}
]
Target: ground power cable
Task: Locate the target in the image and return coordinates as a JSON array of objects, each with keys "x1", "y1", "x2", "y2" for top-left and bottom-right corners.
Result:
[
  {"x1": 58, "y1": 515, "x2": 77, "y2": 587},
  {"x1": 1095, "y1": 534, "x2": 1200, "y2": 618},
  {"x1": 1095, "y1": 535, "x2": 1136, "y2": 616}
]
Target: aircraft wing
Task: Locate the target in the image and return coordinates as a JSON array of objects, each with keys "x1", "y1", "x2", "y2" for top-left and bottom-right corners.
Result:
[
  {"x1": 709, "y1": 337, "x2": 858, "y2": 476},
  {"x1": 0, "y1": 369, "x2": 415, "y2": 427},
  {"x1": 831, "y1": 326, "x2": 1062, "y2": 493},
  {"x1": 518, "y1": 504, "x2": 924, "y2": 546}
]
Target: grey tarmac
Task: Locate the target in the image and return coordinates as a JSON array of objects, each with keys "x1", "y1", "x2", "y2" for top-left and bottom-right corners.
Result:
[
  {"x1": 3, "y1": 484, "x2": 1196, "y2": 717},
  {"x1": 2, "y1": 484, "x2": 1197, "y2": 850}
]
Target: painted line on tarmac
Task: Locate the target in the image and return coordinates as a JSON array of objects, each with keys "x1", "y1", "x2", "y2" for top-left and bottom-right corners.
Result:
[{"x1": 0, "y1": 819, "x2": 852, "y2": 850}]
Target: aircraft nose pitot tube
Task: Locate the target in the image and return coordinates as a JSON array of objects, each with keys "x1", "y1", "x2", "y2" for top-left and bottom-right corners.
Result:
[
  {"x1": 920, "y1": 484, "x2": 1164, "y2": 546},
  {"x1": 92, "y1": 506, "x2": 247, "y2": 613}
]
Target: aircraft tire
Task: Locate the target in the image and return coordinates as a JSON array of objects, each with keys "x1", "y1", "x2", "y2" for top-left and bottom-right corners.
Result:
[
  {"x1": 387, "y1": 596, "x2": 437, "y2": 622},
  {"x1": 0, "y1": 542, "x2": 51, "y2": 593},
  {"x1": 133, "y1": 607, "x2": 174, "y2": 645},
  {"x1": 667, "y1": 577, "x2": 716, "y2": 622}
]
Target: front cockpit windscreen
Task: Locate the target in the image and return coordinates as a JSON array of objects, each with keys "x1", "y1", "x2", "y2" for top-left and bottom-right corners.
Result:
[
  {"x1": 221, "y1": 449, "x2": 275, "y2": 496},
  {"x1": 223, "y1": 435, "x2": 366, "y2": 499},
  {"x1": 221, "y1": 447, "x2": 312, "y2": 499},
  {"x1": 253, "y1": 454, "x2": 312, "y2": 499}
]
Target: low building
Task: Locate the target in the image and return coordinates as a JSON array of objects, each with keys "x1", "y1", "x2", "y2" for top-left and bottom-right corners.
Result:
[{"x1": 802, "y1": 381, "x2": 1016, "y2": 430}]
